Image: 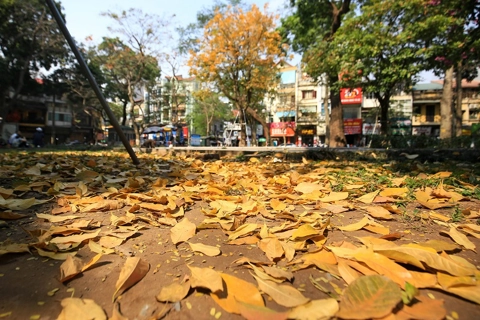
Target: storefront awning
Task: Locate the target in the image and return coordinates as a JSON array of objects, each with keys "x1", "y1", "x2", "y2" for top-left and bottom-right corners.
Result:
[{"x1": 276, "y1": 111, "x2": 296, "y2": 118}]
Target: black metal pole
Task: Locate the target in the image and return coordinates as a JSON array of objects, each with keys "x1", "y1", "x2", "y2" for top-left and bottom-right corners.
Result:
[{"x1": 45, "y1": 0, "x2": 140, "y2": 165}]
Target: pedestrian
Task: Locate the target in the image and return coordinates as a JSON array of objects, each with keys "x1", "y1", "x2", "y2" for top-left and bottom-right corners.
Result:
[
  {"x1": 8, "y1": 130, "x2": 28, "y2": 147},
  {"x1": 33, "y1": 127, "x2": 45, "y2": 147}
]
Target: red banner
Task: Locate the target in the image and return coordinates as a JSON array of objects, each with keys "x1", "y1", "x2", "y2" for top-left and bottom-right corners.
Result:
[
  {"x1": 270, "y1": 122, "x2": 296, "y2": 137},
  {"x1": 340, "y1": 88, "x2": 362, "y2": 105},
  {"x1": 344, "y1": 118, "x2": 362, "y2": 135}
]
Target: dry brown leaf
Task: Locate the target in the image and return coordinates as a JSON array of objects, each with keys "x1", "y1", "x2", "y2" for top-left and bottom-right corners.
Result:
[
  {"x1": 288, "y1": 298, "x2": 339, "y2": 320},
  {"x1": 258, "y1": 237, "x2": 284, "y2": 261},
  {"x1": 36, "y1": 247, "x2": 76, "y2": 260},
  {"x1": 211, "y1": 273, "x2": 264, "y2": 314},
  {"x1": 188, "y1": 266, "x2": 223, "y2": 293},
  {"x1": 396, "y1": 295, "x2": 446, "y2": 320},
  {"x1": 445, "y1": 227, "x2": 476, "y2": 252},
  {"x1": 415, "y1": 190, "x2": 454, "y2": 210},
  {"x1": 170, "y1": 218, "x2": 196, "y2": 245},
  {"x1": 237, "y1": 300, "x2": 289, "y2": 320},
  {"x1": 353, "y1": 250, "x2": 413, "y2": 288},
  {"x1": 227, "y1": 223, "x2": 259, "y2": 241},
  {"x1": 0, "y1": 211, "x2": 28, "y2": 220},
  {"x1": 110, "y1": 303, "x2": 128, "y2": 320},
  {"x1": 59, "y1": 253, "x2": 102, "y2": 282},
  {"x1": 188, "y1": 242, "x2": 221, "y2": 256},
  {"x1": 337, "y1": 275, "x2": 402, "y2": 319},
  {"x1": 416, "y1": 240, "x2": 459, "y2": 252},
  {"x1": 50, "y1": 229, "x2": 101, "y2": 245},
  {"x1": 442, "y1": 284, "x2": 480, "y2": 304},
  {"x1": 261, "y1": 266, "x2": 294, "y2": 282},
  {"x1": 156, "y1": 281, "x2": 190, "y2": 302},
  {"x1": 337, "y1": 259, "x2": 362, "y2": 284},
  {"x1": 254, "y1": 276, "x2": 309, "y2": 308},
  {"x1": 378, "y1": 244, "x2": 476, "y2": 276},
  {"x1": 36, "y1": 213, "x2": 79, "y2": 223},
  {"x1": 0, "y1": 243, "x2": 31, "y2": 255},
  {"x1": 0, "y1": 197, "x2": 39, "y2": 210},
  {"x1": 57, "y1": 298, "x2": 106, "y2": 320},
  {"x1": 113, "y1": 257, "x2": 149, "y2": 301}
]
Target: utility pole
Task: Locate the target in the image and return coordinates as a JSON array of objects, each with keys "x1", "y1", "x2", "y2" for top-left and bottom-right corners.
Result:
[{"x1": 45, "y1": 0, "x2": 140, "y2": 165}]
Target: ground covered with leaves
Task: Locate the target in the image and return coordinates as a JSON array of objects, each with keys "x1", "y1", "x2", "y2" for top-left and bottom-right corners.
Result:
[{"x1": 1, "y1": 149, "x2": 480, "y2": 320}]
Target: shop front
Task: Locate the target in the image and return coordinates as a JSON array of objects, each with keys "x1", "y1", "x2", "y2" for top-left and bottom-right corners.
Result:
[
  {"x1": 270, "y1": 122, "x2": 296, "y2": 146},
  {"x1": 344, "y1": 118, "x2": 362, "y2": 147},
  {"x1": 297, "y1": 125, "x2": 316, "y2": 146}
]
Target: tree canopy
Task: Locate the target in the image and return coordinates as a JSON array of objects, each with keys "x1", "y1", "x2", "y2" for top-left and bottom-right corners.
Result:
[{"x1": 189, "y1": 4, "x2": 283, "y2": 146}]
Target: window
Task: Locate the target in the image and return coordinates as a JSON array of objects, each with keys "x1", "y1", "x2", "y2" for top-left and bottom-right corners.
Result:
[
  {"x1": 426, "y1": 105, "x2": 435, "y2": 122},
  {"x1": 301, "y1": 90, "x2": 317, "y2": 99}
]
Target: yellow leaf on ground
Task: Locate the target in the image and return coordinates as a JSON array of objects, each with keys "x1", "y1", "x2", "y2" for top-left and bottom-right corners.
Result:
[
  {"x1": 291, "y1": 224, "x2": 319, "y2": 240},
  {"x1": 337, "y1": 216, "x2": 369, "y2": 232},
  {"x1": 188, "y1": 242, "x2": 221, "y2": 256},
  {"x1": 156, "y1": 281, "x2": 190, "y2": 302},
  {"x1": 294, "y1": 182, "x2": 324, "y2": 194},
  {"x1": 261, "y1": 266, "x2": 293, "y2": 282},
  {"x1": 337, "y1": 275, "x2": 402, "y2": 320},
  {"x1": 0, "y1": 243, "x2": 30, "y2": 255},
  {"x1": 50, "y1": 229, "x2": 101, "y2": 245},
  {"x1": 113, "y1": 257, "x2": 149, "y2": 301},
  {"x1": 36, "y1": 247, "x2": 76, "y2": 260},
  {"x1": 258, "y1": 237, "x2": 284, "y2": 261},
  {"x1": 270, "y1": 198, "x2": 287, "y2": 211},
  {"x1": 379, "y1": 188, "x2": 408, "y2": 198},
  {"x1": 57, "y1": 298, "x2": 106, "y2": 320},
  {"x1": 320, "y1": 192, "x2": 349, "y2": 203},
  {"x1": 237, "y1": 300, "x2": 289, "y2": 320},
  {"x1": 443, "y1": 284, "x2": 480, "y2": 304},
  {"x1": 211, "y1": 273, "x2": 264, "y2": 314},
  {"x1": 59, "y1": 253, "x2": 102, "y2": 283},
  {"x1": 395, "y1": 295, "x2": 446, "y2": 320},
  {"x1": 188, "y1": 266, "x2": 223, "y2": 293},
  {"x1": 288, "y1": 299, "x2": 339, "y2": 320},
  {"x1": 357, "y1": 190, "x2": 380, "y2": 204},
  {"x1": 254, "y1": 276, "x2": 309, "y2": 308},
  {"x1": 36, "y1": 213, "x2": 79, "y2": 223},
  {"x1": 366, "y1": 206, "x2": 393, "y2": 220},
  {"x1": 170, "y1": 218, "x2": 196, "y2": 244},
  {"x1": 446, "y1": 227, "x2": 476, "y2": 252},
  {"x1": 227, "y1": 223, "x2": 258, "y2": 241}
]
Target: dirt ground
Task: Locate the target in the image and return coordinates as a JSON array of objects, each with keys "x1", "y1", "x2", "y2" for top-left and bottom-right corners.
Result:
[{"x1": 1, "y1": 149, "x2": 480, "y2": 320}]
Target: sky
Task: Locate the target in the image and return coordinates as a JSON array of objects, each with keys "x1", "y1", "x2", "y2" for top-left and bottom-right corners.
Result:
[{"x1": 59, "y1": 0, "x2": 435, "y2": 82}]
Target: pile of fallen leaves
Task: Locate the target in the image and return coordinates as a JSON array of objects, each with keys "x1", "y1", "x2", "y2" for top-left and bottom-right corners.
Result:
[{"x1": 0, "y1": 150, "x2": 480, "y2": 319}]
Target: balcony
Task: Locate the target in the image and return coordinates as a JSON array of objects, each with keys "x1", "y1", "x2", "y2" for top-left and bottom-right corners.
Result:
[{"x1": 412, "y1": 114, "x2": 441, "y2": 125}]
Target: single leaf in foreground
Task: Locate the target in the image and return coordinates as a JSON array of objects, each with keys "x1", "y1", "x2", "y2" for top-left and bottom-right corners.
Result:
[
  {"x1": 337, "y1": 275, "x2": 402, "y2": 319},
  {"x1": 237, "y1": 300, "x2": 289, "y2": 320},
  {"x1": 0, "y1": 243, "x2": 30, "y2": 255},
  {"x1": 0, "y1": 212, "x2": 28, "y2": 220},
  {"x1": 211, "y1": 273, "x2": 264, "y2": 314},
  {"x1": 170, "y1": 218, "x2": 196, "y2": 245},
  {"x1": 156, "y1": 281, "x2": 190, "y2": 302},
  {"x1": 188, "y1": 242, "x2": 221, "y2": 256},
  {"x1": 113, "y1": 257, "x2": 149, "y2": 301},
  {"x1": 57, "y1": 298, "x2": 106, "y2": 320},
  {"x1": 188, "y1": 266, "x2": 223, "y2": 293},
  {"x1": 254, "y1": 276, "x2": 309, "y2": 308},
  {"x1": 59, "y1": 254, "x2": 102, "y2": 283},
  {"x1": 288, "y1": 298, "x2": 339, "y2": 320},
  {"x1": 446, "y1": 227, "x2": 476, "y2": 252},
  {"x1": 395, "y1": 295, "x2": 446, "y2": 320}
]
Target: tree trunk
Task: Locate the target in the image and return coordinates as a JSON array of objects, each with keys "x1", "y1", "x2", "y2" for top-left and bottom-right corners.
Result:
[
  {"x1": 51, "y1": 94, "x2": 56, "y2": 145},
  {"x1": 239, "y1": 107, "x2": 247, "y2": 147},
  {"x1": 455, "y1": 62, "x2": 463, "y2": 137},
  {"x1": 378, "y1": 95, "x2": 390, "y2": 135},
  {"x1": 246, "y1": 107, "x2": 270, "y2": 145},
  {"x1": 328, "y1": 77, "x2": 345, "y2": 147},
  {"x1": 324, "y1": 82, "x2": 330, "y2": 146},
  {"x1": 440, "y1": 66, "x2": 454, "y2": 139},
  {"x1": 122, "y1": 100, "x2": 128, "y2": 126}
]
